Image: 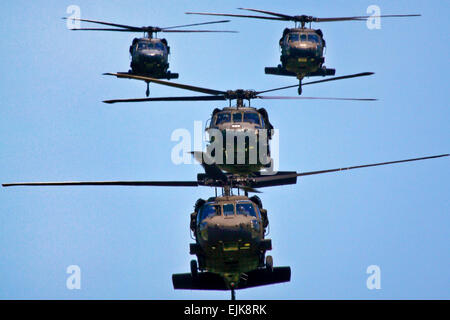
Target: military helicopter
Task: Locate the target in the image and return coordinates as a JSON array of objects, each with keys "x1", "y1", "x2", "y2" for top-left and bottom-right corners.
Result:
[
  {"x1": 102, "y1": 71, "x2": 376, "y2": 174},
  {"x1": 185, "y1": 8, "x2": 421, "y2": 94},
  {"x1": 64, "y1": 17, "x2": 236, "y2": 96},
  {"x1": 2, "y1": 152, "x2": 448, "y2": 300}
]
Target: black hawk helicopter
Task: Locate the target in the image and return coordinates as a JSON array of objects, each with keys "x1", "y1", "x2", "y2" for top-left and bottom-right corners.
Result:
[
  {"x1": 185, "y1": 8, "x2": 421, "y2": 94},
  {"x1": 2, "y1": 153, "x2": 448, "y2": 300},
  {"x1": 102, "y1": 71, "x2": 376, "y2": 174},
  {"x1": 64, "y1": 17, "x2": 236, "y2": 96}
]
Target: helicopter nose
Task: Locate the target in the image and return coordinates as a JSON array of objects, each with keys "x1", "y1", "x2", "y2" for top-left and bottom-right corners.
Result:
[
  {"x1": 138, "y1": 51, "x2": 163, "y2": 63},
  {"x1": 205, "y1": 217, "x2": 256, "y2": 243},
  {"x1": 289, "y1": 45, "x2": 316, "y2": 58}
]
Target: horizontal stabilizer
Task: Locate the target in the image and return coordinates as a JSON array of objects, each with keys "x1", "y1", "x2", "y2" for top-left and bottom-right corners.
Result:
[
  {"x1": 308, "y1": 68, "x2": 336, "y2": 77},
  {"x1": 172, "y1": 267, "x2": 291, "y2": 291},
  {"x1": 265, "y1": 67, "x2": 336, "y2": 77},
  {"x1": 116, "y1": 71, "x2": 179, "y2": 80},
  {"x1": 172, "y1": 272, "x2": 228, "y2": 290},
  {"x1": 239, "y1": 267, "x2": 291, "y2": 289},
  {"x1": 265, "y1": 67, "x2": 297, "y2": 77}
]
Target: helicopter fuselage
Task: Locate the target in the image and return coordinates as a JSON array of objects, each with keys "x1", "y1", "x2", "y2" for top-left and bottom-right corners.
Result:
[
  {"x1": 279, "y1": 28, "x2": 326, "y2": 79},
  {"x1": 129, "y1": 38, "x2": 172, "y2": 78},
  {"x1": 190, "y1": 195, "x2": 271, "y2": 288},
  {"x1": 206, "y1": 106, "x2": 274, "y2": 174},
  {"x1": 265, "y1": 27, "x2": 335, "y2": 94}
]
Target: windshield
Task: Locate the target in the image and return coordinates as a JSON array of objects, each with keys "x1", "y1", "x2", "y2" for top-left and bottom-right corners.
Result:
[
  {"x1": 243, "y1": 112, "x2": 261, "y2": 125},
  {"x1": 138, "y1": 42, "x2": 164, "y2": 50},
  {"x1": 138, "y1": 42, "x2": 151, "y2": 50},
  {"x1": 308, "y1": 34, "x2": 319, "y2": 43},
  {"x1": 288, "y1": 33, "x2": 299, "y2": 42},
  {"x1": 215, "y1": 112, "x2": 231, "y2": 125},
  {"x1": 233, "y1": 112, "x2": 242, "y2": 122},
  {"x1": 223, "y1": 203, "x2": 235, "y2": 216},
  {"x1": 236, "y1": 202, "x2": 257, "y2": 217},
  {"x1": 198, "y1": 204, "x2": 221, "y2": 222}
]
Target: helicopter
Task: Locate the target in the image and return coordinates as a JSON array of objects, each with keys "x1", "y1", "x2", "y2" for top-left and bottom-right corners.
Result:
[
  {"x1": 2, "y1": 152, "x2": 448, "y2": 300},
  {"x1": 185, "y1": 8, "x2": 421, "y2": 95},
  {"x1": 64, "y1": 17, "x2": 236, "y2": 96},
  {"x1": 102, "y1": 71, "x2": 376, "y2": 174}
]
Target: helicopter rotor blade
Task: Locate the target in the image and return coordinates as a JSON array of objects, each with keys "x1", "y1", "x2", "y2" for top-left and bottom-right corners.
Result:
[
  {"x1": 67, "y1": 28, "x2": 142, "y2": 32},
  {"x1": 104, "y1": 71, "x2": 376, "y2": 103},
  {"x1": 186, "y1": 11, "x2": 420, "y2": 24},
  {"x1": 227, "y1": 9, "x2": 421, "y2": 23},
  {"x1": 237, "y1": 8, "x2": 296, "y2": 20},
  {"x1": 4, "y1": 154, "x2": 446, "y2": 189},
  {"x1": 240, "y1": 186, "x2": 262, "y2": 194},
  {"x1": 2, "y1": 181, "x2": 199, "y2": 187},
  {"x1": 104, "y1": 73, "x2": 226, "y2": 96},
  {"x1": 62, "y1": 17, "x2": 142, "y2": 31},
  {"x1": 235, "y1": 171, "x2": 299, "y2": 189},
  {"x1": 161, "y1": 20, "x2": 231, "y2": 30},
  {"x1": 256, "y1": 72, "x2": 374, "y2": 95},
  {"x1": 161, "y1": 29, "x2": 238, "y2": 33},
  {"x1": 302, "y1": 72, "x2": 375, "y2": 86},
  {"x1": 185, "y1": 12, "x2": 286, "y2": 21},
  {"x1": 257, "y1": 96, "x2": 377, "y2": 101},
  {"x1": 244, "y1": 154, "x2": 449, "y2": 189},
  {"x1": 316, "y1": 14, "x2": 421, "y2": 22},
  {"x1": 297, "y1": 154, "x2": 449, "y2": 177},
  {"x1": 103, "y1": 95, "x2": 226, "y2": 104}
]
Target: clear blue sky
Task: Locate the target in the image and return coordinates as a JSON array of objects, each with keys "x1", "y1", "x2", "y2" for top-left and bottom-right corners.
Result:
[{"x1": 0, "y1": 0, "x2": 448, "y2": 299}]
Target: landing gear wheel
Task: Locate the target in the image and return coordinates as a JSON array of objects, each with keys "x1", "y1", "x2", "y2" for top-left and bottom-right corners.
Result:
[
  {"x1": 298, "y1": 85, "x2": 302, "y2": 95},
  {"x1": 190, "y1": 259, "x2": 198, "y2": 278},
  {"x1": 266, "y1": 255, "x2": 273, "y2": 272},
  {"x1": 145, "y1": 82, "x2": 150, "y2": 97}
]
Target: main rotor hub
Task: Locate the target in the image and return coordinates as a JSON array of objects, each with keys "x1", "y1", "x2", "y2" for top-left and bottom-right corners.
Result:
[
  {"x1": 293, "y1": 15, "x2": 316, "y2": 28},
  {"x1": 224, "y1": 89, "x2": 258, "y2": 101},
  {"x1": 295, "y1": 15, "x2": 314, "y2": 22},
  {"x1": 142, "y1": 26, "x2": 162, "y2": 38}
]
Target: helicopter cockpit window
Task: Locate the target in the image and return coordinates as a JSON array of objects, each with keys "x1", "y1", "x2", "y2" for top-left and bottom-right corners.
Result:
[
  {"x1": 300, "y1": 34, "x2": 307, "y2": 42},
  {"x1": 308, "y1": 34, "x2": 319, "y2": 43},
  {"x1": 223, "y1": 204, "x2": 235, "y2": 216},
  {"x1": 199, "y1": 204, "x2": 221, "y2": 222},
  {"x1": 154, "y1": 42, "x2": 164, "y2": 50},
  {"x1": 260, "y1": 115, "x2": 265, "y2": 127},
  {"x1": 215, "y1": 113, "x2": 231, "y2": 125},
  {"x1": 243, "y1": 112, "x2": 261, "y2": 125},
  {"x1": 236, "y1": 202, "x2": 257, "y2": 218},
  {"x1": 232, "y1": 112, "x2": 242, "y2": 122},
  {"x1": 288, "y1": 33, "x2": 299, "y2": 42},
  {"x1": 137, "y1": 42, "x2": 164, "y2": 50},
  {"x1": 138, "y1": 42, "x2": 150, "y2": 50}
]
